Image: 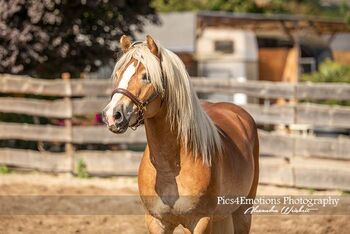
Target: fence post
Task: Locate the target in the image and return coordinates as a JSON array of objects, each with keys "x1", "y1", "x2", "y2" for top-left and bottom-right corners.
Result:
[{"x1": 61, "y1": 73, "x2": 74, "y2": 174}]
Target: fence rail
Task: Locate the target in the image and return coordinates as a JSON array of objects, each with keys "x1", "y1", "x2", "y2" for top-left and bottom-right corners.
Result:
[
  {"x1": 1, "y1": 97, "x2": 350, "y2": 127},
  {"x1": 1, "y1": 124, "x2": 349, "y2": 160},
  {"x1": 1, "y1": 147, "x2": 349, "y2": 190},
  {"x1": 2, "y1": 74, "x2": 350, "y2": 100},
  {"x1": 0, "y1": 74, "x2": 350, "y2": 190}
]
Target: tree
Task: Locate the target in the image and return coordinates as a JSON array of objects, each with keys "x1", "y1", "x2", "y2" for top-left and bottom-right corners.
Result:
[
  {"x1": 152, "y1": 0, "x2": 349, "y2": 20},
  {"x1": 0, "y1": 0, "x2": 158, "y2": 78}
]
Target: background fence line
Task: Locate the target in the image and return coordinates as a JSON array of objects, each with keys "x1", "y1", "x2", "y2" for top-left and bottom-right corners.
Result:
[{"x1": 0, "y1": 74, "x2": 349, "y2": 190}]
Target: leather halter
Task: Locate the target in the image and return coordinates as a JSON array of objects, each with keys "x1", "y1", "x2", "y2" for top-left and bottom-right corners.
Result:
[{"x1": 110, "y1": 88, "x2": 159, "y2": 130}]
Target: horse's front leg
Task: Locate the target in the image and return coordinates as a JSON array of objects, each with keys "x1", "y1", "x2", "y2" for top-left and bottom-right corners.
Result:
[
  {"x1": 145, "y1": 214, "x2": 176, "y2": 234},
  {"x1": 191, "y1": 216, "x2": 212, "y2": 234}
]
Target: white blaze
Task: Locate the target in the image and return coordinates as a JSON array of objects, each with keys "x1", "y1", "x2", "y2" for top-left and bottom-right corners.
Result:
[{"x1": 106, "y1": 63, "x2": 136, "y2": 124}]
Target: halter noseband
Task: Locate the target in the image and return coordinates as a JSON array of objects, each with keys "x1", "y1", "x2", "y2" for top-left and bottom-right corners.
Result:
[{"x1": 110, "y1": 88, "x2": 159, "y2": 130}]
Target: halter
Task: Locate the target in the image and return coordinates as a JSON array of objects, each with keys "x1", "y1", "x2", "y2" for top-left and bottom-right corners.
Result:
[{"x1": 110, "y1": 88, "x2": 159, "y2": 130}]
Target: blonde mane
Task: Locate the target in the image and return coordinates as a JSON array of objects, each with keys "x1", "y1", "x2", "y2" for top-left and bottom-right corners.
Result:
[{"x1": 112, "y1": 40, "x2": 222, "y2": 165}]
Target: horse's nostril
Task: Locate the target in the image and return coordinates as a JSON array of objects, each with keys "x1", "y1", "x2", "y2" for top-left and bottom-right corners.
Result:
[{"x1": 114, "y1": 111, "x2": 123, "y2": 122}]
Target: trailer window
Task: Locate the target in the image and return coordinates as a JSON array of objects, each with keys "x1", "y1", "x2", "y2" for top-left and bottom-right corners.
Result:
[{"x1": 214, "y1": 40, "x2": 234, "y2": 54}]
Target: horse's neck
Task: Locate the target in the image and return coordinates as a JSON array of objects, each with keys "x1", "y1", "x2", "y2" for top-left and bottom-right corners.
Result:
[{"x1": 144, "y1": 107, "x2": 181, "y2": 172}]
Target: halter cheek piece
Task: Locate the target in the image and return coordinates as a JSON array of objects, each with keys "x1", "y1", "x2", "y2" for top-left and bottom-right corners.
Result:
[{"x1": 110, "y1": 88, "x2": 159, "y2": 130}]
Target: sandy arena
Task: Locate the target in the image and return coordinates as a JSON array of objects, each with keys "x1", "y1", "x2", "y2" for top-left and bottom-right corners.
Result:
[{"x1": 0, "y1": 173, "x2": 348, "y2": 234}]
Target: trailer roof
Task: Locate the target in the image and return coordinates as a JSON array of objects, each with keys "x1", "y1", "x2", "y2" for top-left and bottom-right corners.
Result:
[{"x1": 135, "y1": 11, "x2": 349, "y2": 53}]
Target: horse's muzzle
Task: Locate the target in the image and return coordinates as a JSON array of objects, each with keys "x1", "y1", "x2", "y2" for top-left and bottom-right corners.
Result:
[
  {"x1": 108, "y1": 122, "x2": 129, "y2": 134},
  {"x1": 102, "y1": 104, "x2": 131, "y2": 134}
]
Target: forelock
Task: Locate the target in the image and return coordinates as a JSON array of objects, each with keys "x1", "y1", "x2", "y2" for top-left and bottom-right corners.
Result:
[{"x1": 112, "y1": 43, "x2": 164, "y2": 95}]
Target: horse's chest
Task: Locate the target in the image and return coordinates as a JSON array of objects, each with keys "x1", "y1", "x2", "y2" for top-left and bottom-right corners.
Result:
[
  {"x1": 141, "y1": 173, "x2": 209, "y2": 217},
  {"x1": 138, "y1": 153, "x2": 213, "y2": 217}
]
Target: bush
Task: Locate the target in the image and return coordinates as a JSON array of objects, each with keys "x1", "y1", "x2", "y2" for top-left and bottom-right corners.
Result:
[
  {"x1": 302, "y1": 59, "x2": 350, "y2": 83},
  {"x1": 0, "y1": 165, "x2": 10, "y2": 174},
  {"x1": 301, "y1": 60, "x2": 350, "y2": 106},
  {"x1": 76, "y1": 159, "x2": 89, "y2": 179}
]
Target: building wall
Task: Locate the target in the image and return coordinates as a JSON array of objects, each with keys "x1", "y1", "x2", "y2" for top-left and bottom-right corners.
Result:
[
  {"x1": 333, "y1": 51, "x2": 350, "y2": 65},
  {"x1": 258, "y1": 48, "x2": 289, "y2": 82},
  {"x1": 328, "y1": 33, "x2": 350, "y2": 65}
]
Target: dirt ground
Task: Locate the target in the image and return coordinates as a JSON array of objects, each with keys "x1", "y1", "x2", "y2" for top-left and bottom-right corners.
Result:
[{"x1": 0, "y1": 173, "x2": 348, "y2": 234}]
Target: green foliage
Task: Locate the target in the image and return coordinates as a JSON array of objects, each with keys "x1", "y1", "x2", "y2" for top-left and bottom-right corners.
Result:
[
  {"x1": 302, "y1": 59, "x2": 350, "y2": 83},
  {"x1": 0, "y1": 165, "x2": 10, "y2": 174},
  {"x1": 152, "y1": 0, "x2": 349, "y2": 20},
  {"x1": 207, "y1": 0, "x2": 264, "y2": 13},
  {"x1": 342, "y1": 2, "x2": 350, "y2": 25},
  {"x1": 76, "y1": 159, "x2": 89, "y2": 179},
  {"x1": 152, "y1": 0, "x2": 205, "y2": 12},
  {"x1": 302, "y1": 59, "x2": 350, "y2": 106},
  {"x1": 152, "y1": 0, "x2": 272, "y2": 13}
]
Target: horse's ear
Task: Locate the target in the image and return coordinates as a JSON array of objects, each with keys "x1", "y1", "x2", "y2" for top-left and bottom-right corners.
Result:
[
  {"x1": 146, "y1": 35, "x2": 159, "y2": 57},
  {"x1": 120, "y1": 35, "x2": 132, "y2": 53}
]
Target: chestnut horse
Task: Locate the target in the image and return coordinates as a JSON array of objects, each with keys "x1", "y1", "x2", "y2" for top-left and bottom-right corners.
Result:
[{"x1": 102, "y1": 35, "x2": 259, "y2": 234}]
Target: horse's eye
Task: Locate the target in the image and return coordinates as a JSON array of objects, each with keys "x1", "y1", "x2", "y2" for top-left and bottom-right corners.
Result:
[{"x1": 141, "y1": 74, "x2": 149, "y2": 82}]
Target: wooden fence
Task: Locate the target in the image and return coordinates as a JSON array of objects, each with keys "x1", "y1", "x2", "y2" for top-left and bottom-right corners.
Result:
[{"x1": 0, "y1": 74, "x2": 350, "y2": 190}]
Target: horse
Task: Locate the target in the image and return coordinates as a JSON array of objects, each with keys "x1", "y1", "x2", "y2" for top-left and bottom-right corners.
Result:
[{"x1": 102, "y1": 35, "x2": 259, "y2": 234}]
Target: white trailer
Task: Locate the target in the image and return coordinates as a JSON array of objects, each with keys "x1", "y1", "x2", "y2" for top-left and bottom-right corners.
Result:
[{"x1": 196, "y1": 28, "x2": 258, "y2": 103}]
